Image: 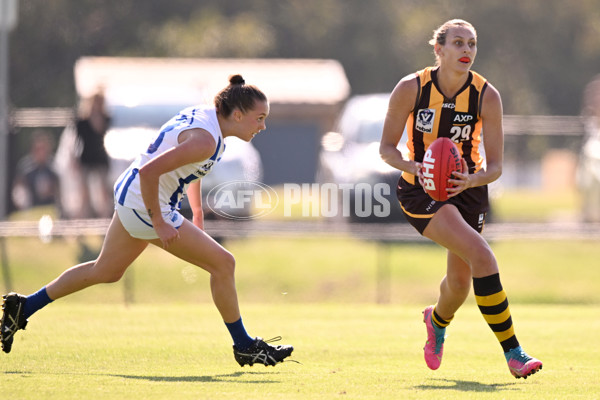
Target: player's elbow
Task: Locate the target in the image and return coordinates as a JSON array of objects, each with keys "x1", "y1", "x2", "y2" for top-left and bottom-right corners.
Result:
[
  {"x1": 487, "y1": 162, "x2": 503, "y2": 182},
  {"x1": 138, "y1": 164, "x2": 162, "y2": 188},
  {"x1": 495, "y1": 165, "x2": 503, "y2": 180},
  {"x1": 138, "y1": 164, "x2": 157, "y2": 180},
  {"x1": 379, "y1": 143, "x2": 394, "y2": 164}
]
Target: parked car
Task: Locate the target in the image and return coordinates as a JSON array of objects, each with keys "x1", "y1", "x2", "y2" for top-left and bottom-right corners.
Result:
[{"x1": 317, "y1": 93, "x2": 407, "y2": 222}]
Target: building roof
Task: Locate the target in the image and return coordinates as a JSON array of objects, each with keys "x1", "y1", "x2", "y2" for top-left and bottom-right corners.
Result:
[{"x1": 74, "y1": 57, "x2": 350, "y2": 106}]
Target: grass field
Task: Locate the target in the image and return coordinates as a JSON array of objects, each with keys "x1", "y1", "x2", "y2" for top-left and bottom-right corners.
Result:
[
  {"x1": 2, "y1": 188, "x2": 599, "y2": 398},
  {"x1": 3, "y1": 235, "x2": 600, "y2": 306},
  {"x1": 489, "y1": 187, "x2": 581, "y2": 222},
  {"x1": 2, "y1": 235, "x2": 600, "y2": 399},
  {"x1": 1, "y1": 303, "x2": 598, "y2": 399}
]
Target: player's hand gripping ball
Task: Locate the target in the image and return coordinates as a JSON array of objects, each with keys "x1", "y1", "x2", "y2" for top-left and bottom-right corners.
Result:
[{"x1": 421, "y1": 137, "x2": 463, "y2": 201}]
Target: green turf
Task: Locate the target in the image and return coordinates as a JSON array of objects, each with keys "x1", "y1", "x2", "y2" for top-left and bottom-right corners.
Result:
[
  {"x1": 3, "y1": 235, "x2": 599, "y2": 305},
  {"x1": 2, "y1": 193, "x2": 598, "y2": 398},
  {"x1": 1, "y1": 303, "x2": 598, "y2": 399},
  {"x1": 490, "y1": 188, "x2": 581, "y2": 222}
]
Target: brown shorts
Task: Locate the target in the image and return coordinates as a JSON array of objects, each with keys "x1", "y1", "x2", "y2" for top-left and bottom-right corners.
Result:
[{"x1": 397, "y1": 176, "x2": 490, "y2": 234}]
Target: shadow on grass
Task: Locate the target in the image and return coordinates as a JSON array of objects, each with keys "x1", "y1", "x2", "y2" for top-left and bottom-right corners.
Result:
[
  {"x1": 107, "y1": 370, "x2": 277, "y2": 384},
  {"x1": 414, "y1": 378, "x2": 517, "y2": 393},
  {"x1": 3, "y1": 370, "x2": 278, "y2": 384}
]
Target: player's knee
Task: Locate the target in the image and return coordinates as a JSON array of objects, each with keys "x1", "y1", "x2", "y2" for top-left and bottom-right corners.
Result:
[
  {"x1": 222, "y1": 251, "x2": 236, "y2": 275},
  {"x1": 90, "y1": 261, "x2": 125, "y2": 284},
  {"x1": 103, "y1": 271, "x2": 125, "y2": 284},
  {"x1": 96, "y1": 269, "x2": 125, "y2": 284},
  {"x1": 212, "y1": 250, "x2": 236, "y2": 278},
  {"x1": 469, "y1": 245, "x2": 497, "y2": 273}
]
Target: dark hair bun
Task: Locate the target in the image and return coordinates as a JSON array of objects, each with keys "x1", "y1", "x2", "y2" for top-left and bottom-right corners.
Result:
[{"x1": 229, "y1": 74, "x2": 245, "y2": 85}]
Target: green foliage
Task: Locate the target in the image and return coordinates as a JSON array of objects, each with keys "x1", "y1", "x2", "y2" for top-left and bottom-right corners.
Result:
[
  {"x1": 1, "y1": 303, "x2": 598, "y2": 399},
  {"x1": 9, "y1": 0, "x2": 600, "y2": 114}
]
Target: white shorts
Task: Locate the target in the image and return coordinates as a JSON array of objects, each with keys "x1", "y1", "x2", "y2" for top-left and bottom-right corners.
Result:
[{"x1": 115, "y1": 203, "x2": 185, "y2": 240}]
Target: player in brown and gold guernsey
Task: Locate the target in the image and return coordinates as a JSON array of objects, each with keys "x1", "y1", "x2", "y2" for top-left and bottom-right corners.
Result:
[{"x1": 379, "y1": 19, "x2": 542, "y2": 378}]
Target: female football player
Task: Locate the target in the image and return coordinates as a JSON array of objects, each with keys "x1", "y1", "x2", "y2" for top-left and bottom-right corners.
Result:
[
  {"x1": 379, "y1": 19, "x2": 542, "y2": 379},
  {"x1": 1, "y1": 75, "x2": 293, "y2": 367}
]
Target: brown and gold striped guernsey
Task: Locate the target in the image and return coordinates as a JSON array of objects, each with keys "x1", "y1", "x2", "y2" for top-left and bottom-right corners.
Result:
[{"x1": 403, "y1": 66, "x2": 488, "y2": 184}]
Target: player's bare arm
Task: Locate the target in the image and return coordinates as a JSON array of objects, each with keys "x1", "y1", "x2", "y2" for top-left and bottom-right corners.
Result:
[
  {"x1": 380, "y1": 74, "x2": 421, "y2": 176},
  {"x1": 138, "y1": 128, "x2": 216, "y2": 246},
  {"x1": 187, "y1": 180, "x2": 204, "y2": 230}
]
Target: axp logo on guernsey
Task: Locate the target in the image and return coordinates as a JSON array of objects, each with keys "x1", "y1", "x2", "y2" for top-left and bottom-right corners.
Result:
[{"x1": 206, "y1": 181, "x2": 392, "y2": 220}]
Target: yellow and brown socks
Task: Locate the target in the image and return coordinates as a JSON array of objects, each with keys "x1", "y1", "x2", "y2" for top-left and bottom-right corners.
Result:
[
  {"x1": 431, "y1": 308, "x2": 453, "y2": 330},
  {"x1": 473, "y1": 273, "x2": 519, "y2": 352}
]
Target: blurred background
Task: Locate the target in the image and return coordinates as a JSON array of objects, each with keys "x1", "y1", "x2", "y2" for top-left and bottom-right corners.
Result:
[
  {"x1": 1, "y1": 0, "x2": 599, "y2": 304},
  {"x1": 6, "y1": 1, "x2": 599, "y2": 113},
  {"x1": 3, "y1": 0, "x2": 600, "y2": 221}
]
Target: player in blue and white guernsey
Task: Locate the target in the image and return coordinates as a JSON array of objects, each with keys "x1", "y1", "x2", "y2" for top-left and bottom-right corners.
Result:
[
  {"x1": 114, "y1": 102, "x2": 225, "y2": 221},
  {"x1": 1, "y1": 75, "x2": 294, "y2": 367}
]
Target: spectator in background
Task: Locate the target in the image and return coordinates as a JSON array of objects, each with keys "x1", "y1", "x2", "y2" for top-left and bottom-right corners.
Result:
[
  {"x1": 75, "y1": 91, "x2": 112, "y2": 218},
  {"x1": 11, "y1": 130, "x2": 61, "y2": 214}
]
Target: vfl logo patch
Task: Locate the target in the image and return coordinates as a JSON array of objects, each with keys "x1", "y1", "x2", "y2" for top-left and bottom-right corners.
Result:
[{"x1": 416, "y1": 108, "x2": 436, "y2": 133}]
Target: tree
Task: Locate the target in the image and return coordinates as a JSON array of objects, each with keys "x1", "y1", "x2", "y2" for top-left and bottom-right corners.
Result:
[{"x1": 9, "y1": 0, "x2": 600, "y2": 115}]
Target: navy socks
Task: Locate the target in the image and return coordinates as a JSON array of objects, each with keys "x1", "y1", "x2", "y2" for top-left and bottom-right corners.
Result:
[
  {"x1": 23, "y1": 286, "x2": 53, "y2": 319},
  {"x1": 225, "y1": 317, "x2": 254, "y2": 350}
]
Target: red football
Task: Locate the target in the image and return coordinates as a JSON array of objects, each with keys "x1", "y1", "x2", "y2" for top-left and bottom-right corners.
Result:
[{"x1": 421, "y1": 137, "x2": 463, "y2": 201}]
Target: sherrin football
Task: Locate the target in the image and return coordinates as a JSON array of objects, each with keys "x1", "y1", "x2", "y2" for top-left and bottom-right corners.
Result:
[{"x1": 421, "y1": 137, "x2": 463, "y2": 201}]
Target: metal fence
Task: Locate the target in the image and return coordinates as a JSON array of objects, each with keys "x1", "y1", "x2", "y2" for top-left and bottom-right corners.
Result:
[
  {"x1": 1, "y1": 217, "x2": 600, "y2": 241},
  {"x1": 2, "y1": 217, "x2": 599, "y2": 303}
]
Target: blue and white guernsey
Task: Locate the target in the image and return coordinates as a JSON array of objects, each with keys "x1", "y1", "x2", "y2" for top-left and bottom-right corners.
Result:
[{"x1": 114, "y1": 105, "x2": 224, "y2": 213}]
